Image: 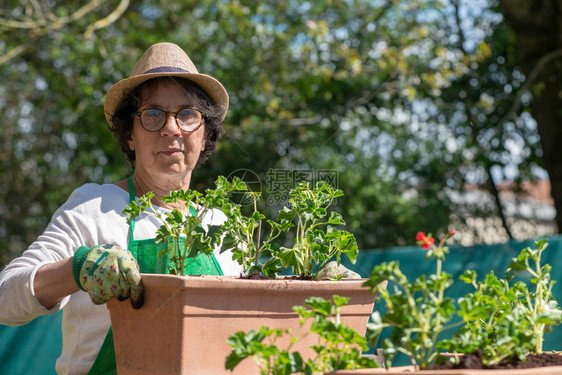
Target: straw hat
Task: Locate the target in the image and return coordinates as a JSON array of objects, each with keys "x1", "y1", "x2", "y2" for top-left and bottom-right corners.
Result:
[{"x1": 104, "y1": 42, "x2": 229, "y2": 128}]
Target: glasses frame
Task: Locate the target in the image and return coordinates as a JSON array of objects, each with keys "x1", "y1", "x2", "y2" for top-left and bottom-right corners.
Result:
[{"x1": 134, "y1": 108, "x2": 207, "y2": 133}]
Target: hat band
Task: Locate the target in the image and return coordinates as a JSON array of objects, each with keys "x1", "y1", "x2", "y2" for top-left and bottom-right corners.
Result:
[{"x1": 143, "y1": 66, "x2": 190, "y2": 74}]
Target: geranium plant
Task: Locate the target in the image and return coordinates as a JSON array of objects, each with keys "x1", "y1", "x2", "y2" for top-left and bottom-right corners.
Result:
[
  {"x1": 225, "y1": 295, "x2": 380, "y2": 374},
  {"x1": 217, "y1": 179, "x2": 359, "y2": 278},
  {"x1": 437, "y1": 238, "x2": 562, "y2": 366},
  {"x1": 505, "y1": 239, "x2": 562, "y2": 353},
  {"x1": 123, "y1": 177, "x2": 359, "y2": 278},
  {"x1": 436, "y1": 270, "x2": 536, "y2": 366},
  {"x1": 276, "y1": 181, "x2": 359, "y2": 279},
  {"x1": 122, "y1": 176, "x2": 246, "y2": 275},
  {"x1": 363, "y1": 230, "x2": 457, "y2": 369},
  {"x1": 364, "y1": 232, "x2": 562, "y2": 370},
  {"x1": 218, "y1": 189, "x2": 292, "y2": 277}
]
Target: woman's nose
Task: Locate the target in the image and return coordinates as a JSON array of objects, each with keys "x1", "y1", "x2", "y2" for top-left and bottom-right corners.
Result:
[{"x1": 160, "y1": 114, "x2": 182, "y2": 136}]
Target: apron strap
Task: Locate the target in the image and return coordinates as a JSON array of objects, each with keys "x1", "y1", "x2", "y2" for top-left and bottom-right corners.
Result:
[
  {"x1": 126, "y1": 172, "x2": 197, "y2": 257},
  {"x1": 128, "y1": 174, "x2": 136, "y2": 251}
]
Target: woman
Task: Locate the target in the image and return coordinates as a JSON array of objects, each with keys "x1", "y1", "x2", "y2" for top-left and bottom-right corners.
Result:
[{"x1": 0, "y1": 42, "x2": 242, "y2": 374}]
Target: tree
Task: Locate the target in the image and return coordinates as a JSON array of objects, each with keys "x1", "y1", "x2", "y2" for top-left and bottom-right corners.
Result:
[
  {"x1": 498, "y1": 0, "x2": 562, "y2": 232},
  {"x1": 401, "y1": 0, "x2": 548, "y2": 243},
  {"x1": 0, "y1": 1, "x2": 132, "y2": 265}
]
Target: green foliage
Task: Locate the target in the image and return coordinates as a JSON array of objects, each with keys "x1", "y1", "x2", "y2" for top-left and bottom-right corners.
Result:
[
  {"x1": 363, "y1": 231, "x2": 457, "y2": 369},
  {"x1": 276, "y1": 181, "x2": 358, "y2": 278},
  {"x1": 218, "y1": 188, "x2": 291, "y2": 278},
  {"x1": 438, "y1": 239, "x2": 562, "y2": 366},
  {"x1": 122, "y1": 176, "x2": 246, "y2": 275},
  {"x1": 365, "y1": 236, "x2": 562, "y2": 369},
  {"x1": 225, "y1": 296, "x2": 379, "y2": 374},
  {"x1": 438, "y1": 270, "x2": 536, "y2": 366},
  {"x1": 225, "y1": 236, "x2": 562, "y2": 372},
  {"x1": 226, "y1": 326, "x2": 307, "y2": 375},
  {"x1": 124, "y1": 176, "x2": 356, "y2": 277}
]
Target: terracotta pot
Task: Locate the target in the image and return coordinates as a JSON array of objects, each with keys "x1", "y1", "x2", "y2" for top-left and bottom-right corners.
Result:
[{"x1": 107, "y1": 274, "x2": 385, "y2": 375}]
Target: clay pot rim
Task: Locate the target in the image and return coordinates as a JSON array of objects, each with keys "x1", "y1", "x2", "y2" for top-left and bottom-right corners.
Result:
[{"x1": 139, "y1": 273, "x2": 386, "y2": 293}]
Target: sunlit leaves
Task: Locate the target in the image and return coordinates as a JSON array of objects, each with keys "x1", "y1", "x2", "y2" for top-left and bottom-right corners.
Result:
[
  {"x1": 226, "y1": 296, "x2": 379, "y2": 374},
  {"x1": 122, "y1": 176, "x2": 246, "y2": 275},
  {"x1": 439, "y1": 239, "x2": 562, "y2": 365},
  {"x1": 276, "y1": 181, "x2": 358, "y2": 278}
]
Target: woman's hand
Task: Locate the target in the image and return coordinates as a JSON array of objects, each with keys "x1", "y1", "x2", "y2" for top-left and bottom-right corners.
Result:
[{"x1": 72, "y1": 244, "x2": 144, "y2": 309}]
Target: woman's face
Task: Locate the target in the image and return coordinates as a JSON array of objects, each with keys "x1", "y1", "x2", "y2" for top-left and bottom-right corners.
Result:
[{"x1": 128, "y1": 79, "x2": 206, "y2": 187}]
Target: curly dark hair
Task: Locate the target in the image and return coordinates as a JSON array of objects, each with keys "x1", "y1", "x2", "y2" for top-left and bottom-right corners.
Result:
[{"x1": 109, "y1": 77, "x2": 225, "y2": 167}]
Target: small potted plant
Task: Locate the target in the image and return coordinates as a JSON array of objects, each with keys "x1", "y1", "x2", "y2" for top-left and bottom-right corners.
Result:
[{"x1": 106, "y1": 176, "x2": 384, "y2": 375}]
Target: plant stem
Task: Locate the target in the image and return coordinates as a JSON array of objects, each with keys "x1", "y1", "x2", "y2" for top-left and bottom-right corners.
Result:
[
  {"x1": 255, "y1": 219, "x2": 262, "y2": 269},
  {"x1": 426, "y1": 257, "x2": 445, "y2": 366},
  {"x1": 534, "y1": 249, "x2": 544, "y2": 353}
]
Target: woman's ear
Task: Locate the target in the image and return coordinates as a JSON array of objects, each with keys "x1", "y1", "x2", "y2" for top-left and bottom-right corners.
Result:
[
  {"x1": 128, "y1": 134, "x2": 135, "y2": 151},
  {"x1": 201, "y1": 132, "x2": 208, "y2": 151}
]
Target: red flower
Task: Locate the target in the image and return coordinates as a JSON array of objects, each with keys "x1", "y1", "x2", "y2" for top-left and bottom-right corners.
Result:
[{"x1": 416, "y1": 232, "x2": 434, "y2": 250}]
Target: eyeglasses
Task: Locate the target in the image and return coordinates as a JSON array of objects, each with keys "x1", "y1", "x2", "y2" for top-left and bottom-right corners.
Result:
[{"x1": 134, "y1": 108, "x2": 207, "y2": 132}]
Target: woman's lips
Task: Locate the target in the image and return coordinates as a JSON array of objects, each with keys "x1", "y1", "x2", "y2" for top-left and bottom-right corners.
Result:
[{"x1": 160, "y1": 148, "x2": 183, "y2": 156}]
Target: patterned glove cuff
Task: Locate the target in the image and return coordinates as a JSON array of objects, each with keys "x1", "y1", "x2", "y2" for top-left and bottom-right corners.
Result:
[{"x1": 72, "y1": 246, "x2": 92, "y2": 291}]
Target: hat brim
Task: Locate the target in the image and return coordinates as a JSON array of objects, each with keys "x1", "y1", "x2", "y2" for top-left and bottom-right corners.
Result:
[{"x1": 104, "y1": 72, "x2": 229, "y2": 129}]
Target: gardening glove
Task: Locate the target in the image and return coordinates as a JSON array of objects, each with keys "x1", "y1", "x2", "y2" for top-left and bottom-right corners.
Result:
[
  {"x1": 316, "y1": 261, "x2": 361, "y2": 280},
  {"x1": 72, "y1": 244, "x2": 144, "y2": 309}
]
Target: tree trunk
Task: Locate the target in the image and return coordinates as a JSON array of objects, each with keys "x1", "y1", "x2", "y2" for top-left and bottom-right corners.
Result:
[{"x1": 499, "y1": 0, "x2": 562, "y2": 233}]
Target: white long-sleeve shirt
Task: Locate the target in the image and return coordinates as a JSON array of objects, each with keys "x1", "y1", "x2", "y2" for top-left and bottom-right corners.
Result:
[{"x1": 0, "y1": 183, "x2": 242, "y2": 374}]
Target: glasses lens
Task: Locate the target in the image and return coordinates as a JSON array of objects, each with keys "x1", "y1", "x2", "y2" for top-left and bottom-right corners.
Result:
[
  {"x1": 176, "y1": 109, "x2": 203, "y2": 131},
  {"x1": 138, "y1": 108, "x2": 204, "y2": 132},
  {"x1": 140, "y1": 109, "x2": 165, "y2": 131}
]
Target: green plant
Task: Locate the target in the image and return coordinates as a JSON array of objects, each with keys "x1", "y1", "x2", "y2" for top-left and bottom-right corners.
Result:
[
  {"x1": 365, "y1": 233, "x2": 562, "y2": 370},
  {"x1": 218, "y1": 190, "x2": 291, "y2": 277},
  {"x1": 438, "y1": 239, "x2": 562, "y2": 366},
  {"x1": 363, "y1": 230, "x2": 457, "y2": 369},
  {"x1": 208, "y1": 179, "x2": 358, "y2": 278},
  {"x1": 123, "y1": 177, "x2": 358, "y2": 279},
  {"x1": 506, "y1": 239, "x2": 562, "y2": 353},
  {"x1": 225, "y1": 296, "x2": 379, "y2": 374},
  {"x1": 438, "y1": 270, "x2": 536, "y2": 366},
  {"x1": 122, "y1": 176, "x2": 245, "y2": 275},
  {"x1": 276, "y1": 181, "x2": 359, "y2": 279}
]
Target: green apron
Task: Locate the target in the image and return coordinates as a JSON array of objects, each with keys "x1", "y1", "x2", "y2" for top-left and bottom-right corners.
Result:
[{"x1": 87, "y1": 175, "x2": 223, "y2": 375}]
